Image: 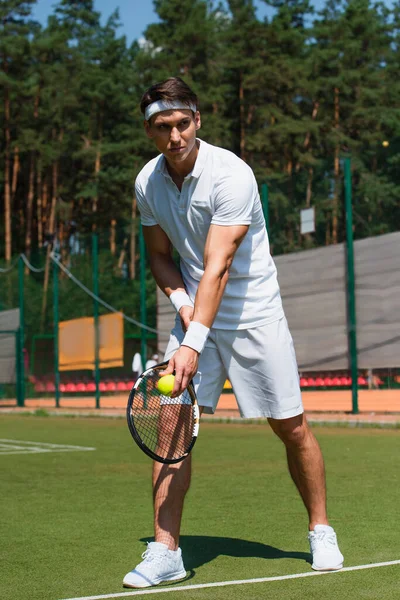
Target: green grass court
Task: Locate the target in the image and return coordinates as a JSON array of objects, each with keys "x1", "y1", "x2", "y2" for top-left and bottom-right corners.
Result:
[{"x1": 1, "y1": 415, "x2": 400, "y2": 600}]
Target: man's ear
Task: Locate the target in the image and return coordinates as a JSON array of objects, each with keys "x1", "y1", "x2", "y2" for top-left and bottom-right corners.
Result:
[
  {"x1": 144, "y1": 120, "x2": 153, "y2": 138},
  {"x1": 195, "y1": 111, "x2": 201, "y2": 131}
]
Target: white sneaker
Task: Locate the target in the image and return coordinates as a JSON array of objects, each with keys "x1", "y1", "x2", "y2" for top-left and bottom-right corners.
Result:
[
  {"x1": 123, "y1": 542, "x2": 187, "y2": 588},
  {"x1": 309, "y1": 525, "x2": 344, "y2": 571}
]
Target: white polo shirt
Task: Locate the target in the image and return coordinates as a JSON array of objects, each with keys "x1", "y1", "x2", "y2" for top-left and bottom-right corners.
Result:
[{"x1": 135, "y1": 138, "x2": 283, "y2": 330}]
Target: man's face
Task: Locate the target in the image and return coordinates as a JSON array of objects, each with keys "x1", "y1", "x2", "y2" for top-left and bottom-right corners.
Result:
[{"x1": 144, "y1": 109, "x2": 201, "y2": 165}]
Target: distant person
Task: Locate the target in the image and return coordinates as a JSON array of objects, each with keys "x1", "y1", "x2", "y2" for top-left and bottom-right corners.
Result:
[
  {"x1": 123, "y1": 77, "x2": 343, "y2": 589},
  {"x1": 145, "y1": 354, "x2": 159, "y2": 370},
  {"x1": 132, "y1": 352, "x2": 143, "y2": 379}
]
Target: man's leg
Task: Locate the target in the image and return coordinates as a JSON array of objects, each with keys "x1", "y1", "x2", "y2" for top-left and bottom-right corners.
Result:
[
  {"x1": 122, "y1": 454, "x2": 190, "y2": 588},
  {"x1": 153, "y1": 454, "x2": 192, "y2": 549},
  {"x1": 268, "y1": 412, "x2": 327, "y2": 530},
  {"x1": 268, "y1": 412, "x2": 343, "y2": 571}
]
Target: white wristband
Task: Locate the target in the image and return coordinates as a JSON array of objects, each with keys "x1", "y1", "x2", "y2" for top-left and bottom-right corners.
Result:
[
  {"x1": 169, "y1": 291, "x2": 194, "y2": 312},
  {"x1": 181, "y1": 321, "x2": 210, "y2": 354}
]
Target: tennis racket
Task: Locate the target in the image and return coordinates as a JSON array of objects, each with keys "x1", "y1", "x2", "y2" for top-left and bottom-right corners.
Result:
[{"x1": 126, "y1": 362, "x2": 200, "y2": 464}]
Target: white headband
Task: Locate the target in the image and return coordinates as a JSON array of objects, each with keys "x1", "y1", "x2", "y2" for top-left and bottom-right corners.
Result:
[{"x1": 144, "y1": 100, "x2": 197, "y2": 121}]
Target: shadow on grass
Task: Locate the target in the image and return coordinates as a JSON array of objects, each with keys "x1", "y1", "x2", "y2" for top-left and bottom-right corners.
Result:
[{"x1": 141, "y1": 535, "x2": 311, "y2": 570}]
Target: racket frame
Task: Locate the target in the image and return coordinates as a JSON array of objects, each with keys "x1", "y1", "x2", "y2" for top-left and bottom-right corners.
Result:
[{"x1": 126, "y1": 362, "x2": 200, "y2": 464}]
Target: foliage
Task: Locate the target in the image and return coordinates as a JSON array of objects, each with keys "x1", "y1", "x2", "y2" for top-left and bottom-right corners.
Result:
[{"x1": 1, "y1": 0, "x2": 399, "y2": 325}]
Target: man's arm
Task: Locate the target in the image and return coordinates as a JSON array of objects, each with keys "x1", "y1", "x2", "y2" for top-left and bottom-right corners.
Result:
[
  {"x1": 143, "y1": 224, "x2": 186, "y2": 298},
  {"x1": 164, "y1": 223, "x2": 248, "y2": 397},
  {"x1": 143, "y1": 223, "x2": 194, "y2": 332},
  {"x1": 191, "y1": 223, "x2": 248, "y2": 327}
]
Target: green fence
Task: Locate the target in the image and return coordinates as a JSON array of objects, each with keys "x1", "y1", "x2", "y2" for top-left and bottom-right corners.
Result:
[
  {"x1": 1, "y1": 157, "x2": 399, "y2": 412},
  {"x1": 0, "y1": 223, "x2": 161, "y2": 407}
]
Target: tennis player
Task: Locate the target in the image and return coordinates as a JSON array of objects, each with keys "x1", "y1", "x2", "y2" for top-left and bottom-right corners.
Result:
[{"x1": 123, "y1": 77, "x2": 344, "y2": 588}]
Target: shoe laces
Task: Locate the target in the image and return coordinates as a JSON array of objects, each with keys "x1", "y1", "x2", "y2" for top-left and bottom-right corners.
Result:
[
  {"x1": 141, "y1": 544, "x2": 168, "y2": 564},
  {"x1": 311, "y1": 530, "x2": 337, "y2": 549}
]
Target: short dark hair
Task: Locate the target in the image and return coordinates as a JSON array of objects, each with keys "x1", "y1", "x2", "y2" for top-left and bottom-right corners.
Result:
[{"x1": 140, "y1": 77, "x2": 199, "y2": 117}]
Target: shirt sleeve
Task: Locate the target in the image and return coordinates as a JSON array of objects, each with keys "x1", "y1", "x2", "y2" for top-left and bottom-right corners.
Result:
[
  {"x1": 211, "y1": 164, "x2": 255, "y2": 226},
  {"x1": 135, "y1": 178, "x2": 158, "y2": 227}
]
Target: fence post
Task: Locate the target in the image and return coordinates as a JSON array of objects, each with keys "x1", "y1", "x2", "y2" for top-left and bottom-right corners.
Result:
[
  {"x1": 17, "y1": 256, "x2": 25, "y2": 407},
  {"x1": 344, "y1": 157, "x2": 359, "y2": 414},
  {"x1": 92, "y1": 233, "x2": 100, "y2": 409},
  {"x1": 261, "y1": 183, "x2": 269, "y2": 233},
  {"x1": 139, "y1": 223, "x2": 147, "y2": 369},
  {"x1": 53, "y1": 257, "x2": 60, "y2": 408}
]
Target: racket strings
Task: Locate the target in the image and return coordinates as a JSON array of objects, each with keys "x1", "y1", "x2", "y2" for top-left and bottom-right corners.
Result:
[{"x1": 131, "y1": 371, "x2": 195, "y2": 461}]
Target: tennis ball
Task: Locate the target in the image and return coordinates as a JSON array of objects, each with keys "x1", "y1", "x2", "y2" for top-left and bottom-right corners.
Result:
[{"x1": 157, "y1": 374, "x2": 175, "y2": 396}]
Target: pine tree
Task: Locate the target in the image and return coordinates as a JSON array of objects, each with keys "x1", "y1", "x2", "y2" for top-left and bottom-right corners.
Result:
[
  {"x1": 311, "y1": 0, "x2": 396, "y2": 244},
  {"x1": 0, "y1": 0, "x2": 36, "y2": 260}
]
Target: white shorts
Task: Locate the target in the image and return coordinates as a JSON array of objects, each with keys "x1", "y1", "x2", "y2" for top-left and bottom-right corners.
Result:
[{"x1": 164, "y1": 316, "x2": 303, "y2": 420}]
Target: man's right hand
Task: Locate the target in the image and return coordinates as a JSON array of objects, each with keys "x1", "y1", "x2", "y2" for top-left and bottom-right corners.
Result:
[{"x1": 179, "y1": 305, "x2": 194, "y2": 332}]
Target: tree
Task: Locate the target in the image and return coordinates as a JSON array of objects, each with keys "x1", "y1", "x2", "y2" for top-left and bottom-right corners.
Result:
[
  {"x1": 0, "y1": 0, "x2": 36, "y2": 261},
  {"x1": 311, "y1": 0, "x2": 397, "y2": 243}
]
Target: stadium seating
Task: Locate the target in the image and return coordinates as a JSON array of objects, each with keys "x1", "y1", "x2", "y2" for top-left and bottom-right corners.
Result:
[{"x1": 31, "y1": 370, "x2": 387, "y2": 395}]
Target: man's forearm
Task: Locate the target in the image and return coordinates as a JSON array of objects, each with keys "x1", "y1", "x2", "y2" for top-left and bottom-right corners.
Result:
[
  {"x1": 149, "y1": 254, "x2": 187, "y2": 298},
  {"x1": 192, "y1": 268, "x2": 229, "y2": 328}
]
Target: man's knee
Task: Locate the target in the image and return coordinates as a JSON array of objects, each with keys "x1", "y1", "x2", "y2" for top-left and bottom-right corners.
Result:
[{"x1": 268, "y1": 413, "x2": 310, "y2": 448}]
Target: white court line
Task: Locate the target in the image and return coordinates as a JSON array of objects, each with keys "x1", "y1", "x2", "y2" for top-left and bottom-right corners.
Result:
[
  {"x1": 0, "y1": 439, "x2": 95, "y2": 455},
  {"x1": 60, "y1": 559, "x2": 400, "y2": 600},
  {"x1": 0, "y1": 439, "x2": 95, "y2": 449}
]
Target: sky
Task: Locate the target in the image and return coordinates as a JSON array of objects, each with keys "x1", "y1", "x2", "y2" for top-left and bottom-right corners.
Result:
[{"x1": 32, "y1": 0, "x2": 395, "y2": 45}]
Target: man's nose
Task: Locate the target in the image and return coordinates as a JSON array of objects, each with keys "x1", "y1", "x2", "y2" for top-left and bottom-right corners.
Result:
[{"x1": 170, "y1": 127, "x2": 180, "y2": 143}]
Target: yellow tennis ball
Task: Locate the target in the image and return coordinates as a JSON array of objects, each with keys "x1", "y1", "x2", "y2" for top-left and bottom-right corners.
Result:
[{"x1": 157, "y1": 374, "x2": 175, "y2": 396}]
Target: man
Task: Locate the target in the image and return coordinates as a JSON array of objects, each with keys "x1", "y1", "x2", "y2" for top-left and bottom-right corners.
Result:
[
  {"x1": 123, "y1": 77, "x2": 343, "y2": 588},
  {"x1": 131, "y1": 352, "x2": 143, "y2": 380}
]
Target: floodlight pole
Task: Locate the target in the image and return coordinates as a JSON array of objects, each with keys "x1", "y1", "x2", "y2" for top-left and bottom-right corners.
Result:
[
  {"x1": 139, "y1": 223, "x2": 147, "y2": 369},
  {"x1": 53, "y1": 257, "x2": 60, "y2": 408},
  {"x1": 261, "y1": 183, "x2": 269, "y2": 233},
  {"x1": 17, "y1": 256, "x2": 25, "y2": 407},
  {"x1": 92, "y1": 234, "x2": 100, "y2": 409},
  {"x1": 344, "y1": 157, "x2": 359, "y2": 414}
]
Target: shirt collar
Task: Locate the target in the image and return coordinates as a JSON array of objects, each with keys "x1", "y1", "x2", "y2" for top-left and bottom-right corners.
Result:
[{"x1": 156, "y1": 138, "x2": 208, "y2": 181}]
